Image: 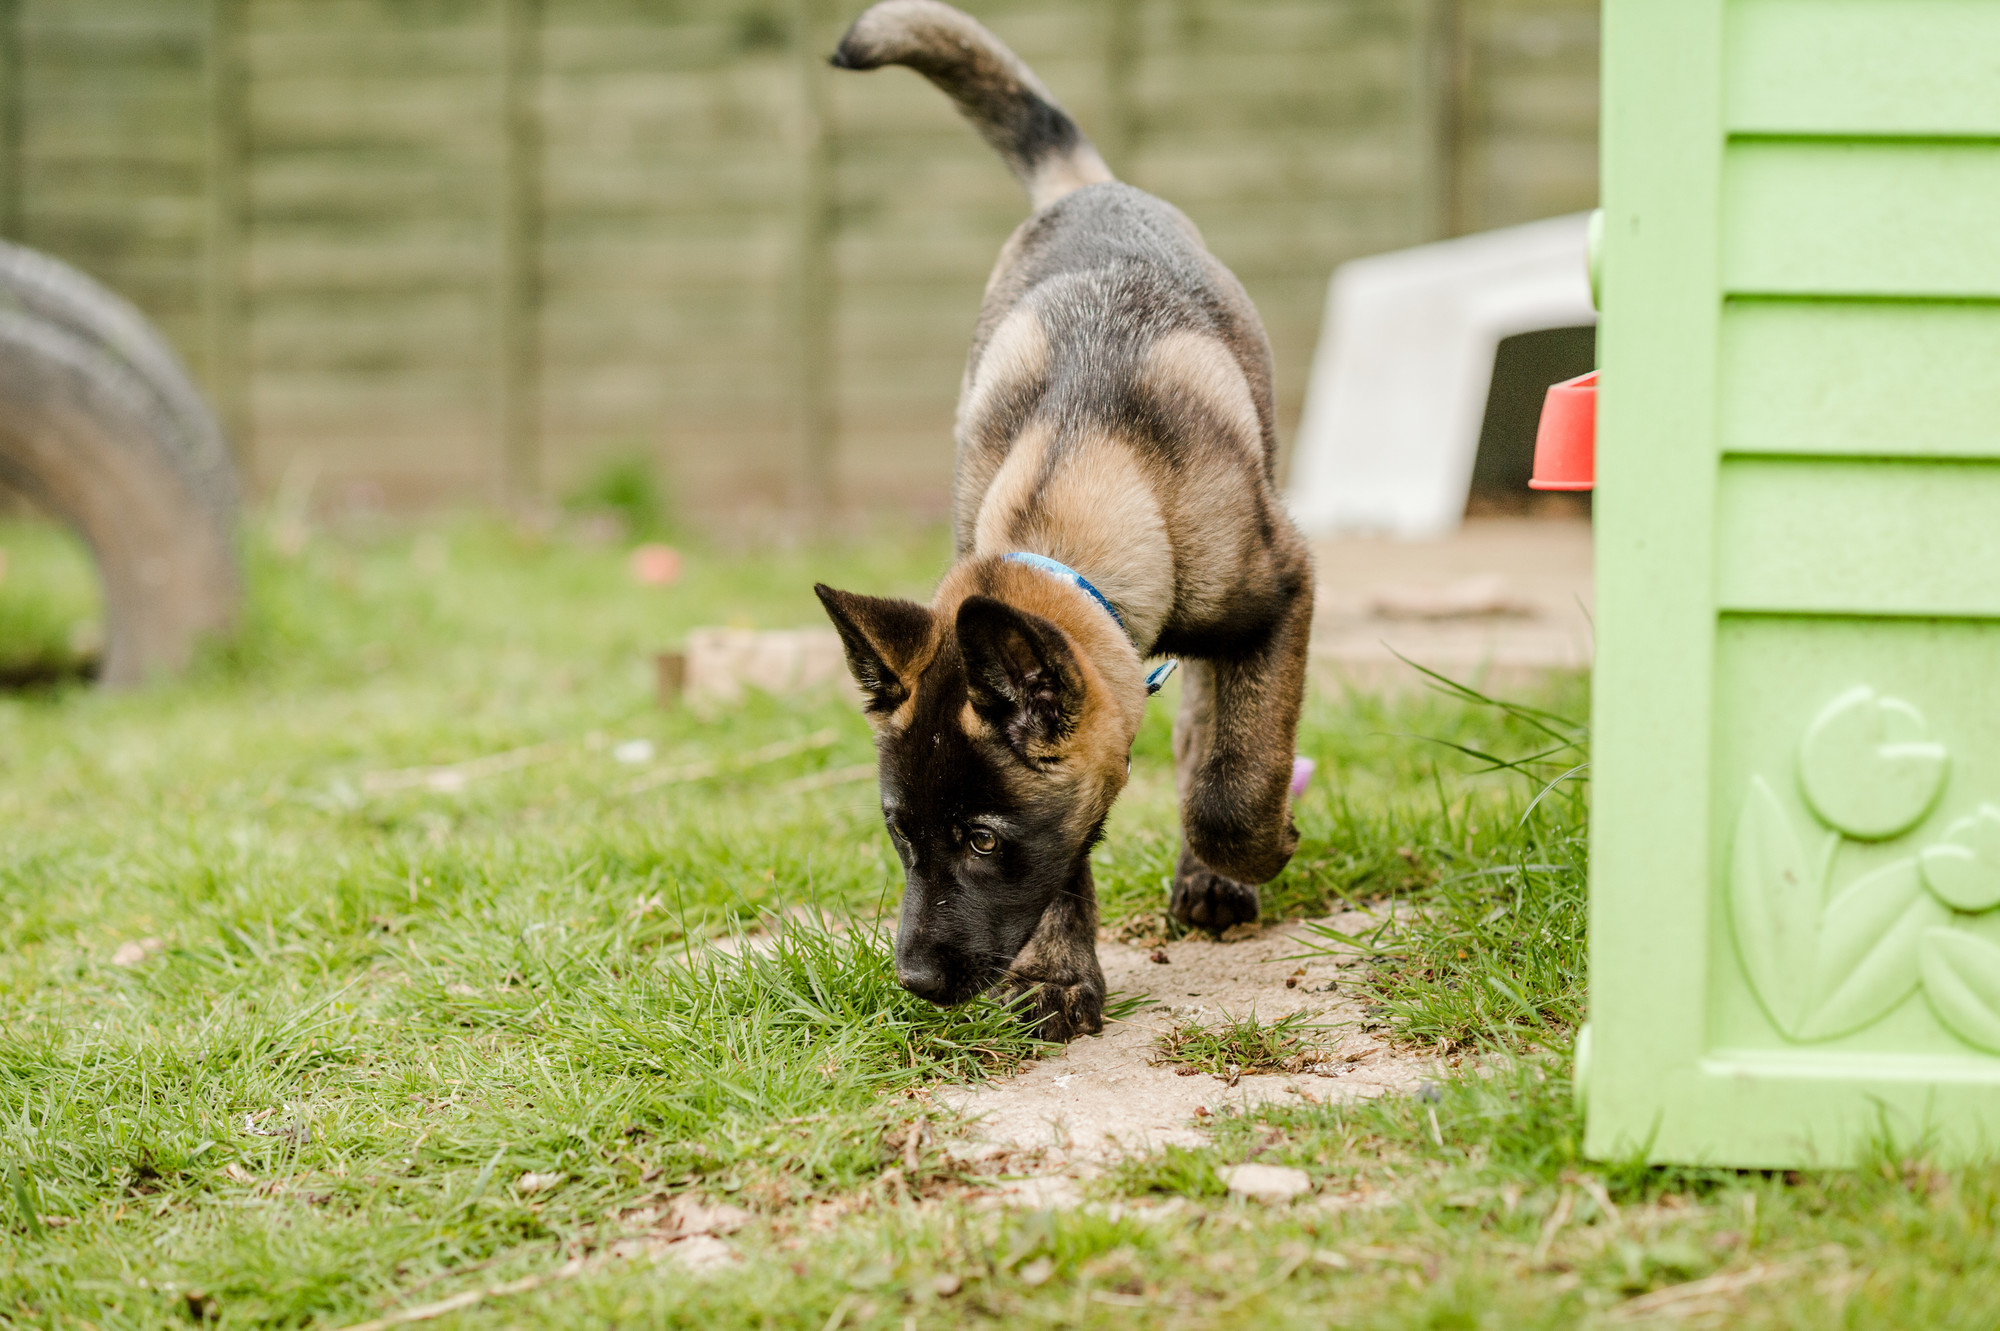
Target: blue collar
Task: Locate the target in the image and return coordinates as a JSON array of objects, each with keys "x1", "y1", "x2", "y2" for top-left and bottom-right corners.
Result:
[{"x1": 1003, "y1": 551, "x2": 1178, "y2": 696}]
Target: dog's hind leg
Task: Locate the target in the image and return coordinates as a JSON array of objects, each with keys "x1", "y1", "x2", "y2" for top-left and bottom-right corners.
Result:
[
  {"x1": 995, "y1": 870, "x2": 1105, "y2": 1040},
  {"x1": 1169, "y1": 584, "x2": 1312, "y2": 931}
]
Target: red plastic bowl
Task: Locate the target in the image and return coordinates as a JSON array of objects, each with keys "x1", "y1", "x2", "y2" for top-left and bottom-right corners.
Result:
[{"x1": 1529, "y1": 370, "x2": 1596, "y2": 492}]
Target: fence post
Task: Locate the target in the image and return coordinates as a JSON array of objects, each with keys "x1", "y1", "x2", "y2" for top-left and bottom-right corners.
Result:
[
  {"x1": 1103, "y1": 0, "x2": 1141, "y2": 177},
  {"x1": 790, "y1": 0, "x2": 836, "y2": 528},
  {"x1": 1417, "y1": 0, "x2": 1471, "y2": 240},
  {"x1": 205, "y1": 0, "x2": 251, "y2": 475},
  {"x1": 497, "y1": 0, "x2": 543, "y2": 507},
  {"x1": 0, "y1": 0, "x2": 21, "y2": 242}
]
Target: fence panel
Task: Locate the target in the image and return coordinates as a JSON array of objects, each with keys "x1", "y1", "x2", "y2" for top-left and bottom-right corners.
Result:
[{"x1": 0, "y1": 0, "x2": 1599, "y2": 525}]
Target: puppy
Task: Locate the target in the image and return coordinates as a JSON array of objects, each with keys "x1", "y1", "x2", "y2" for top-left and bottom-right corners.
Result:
[{"x1": 816, "y1": 0, "x2": 1313, "y2": 1040}]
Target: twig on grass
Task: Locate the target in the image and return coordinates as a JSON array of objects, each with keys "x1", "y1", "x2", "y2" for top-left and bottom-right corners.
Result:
[
  {"x1": 1211, "y1": 1251, "x2": 1311, "y2": 1312},
  {"x1": 373, "y1": 1244, "x2": 555, "y2": 1305},
  {"x1": 780, "y1": 762, "x2": 876, "y2": 794},
  {"x1": 1575, "y1": 1173, "x2": 1623, "y2": 1234},
  {"x1": 364, "y1": 741, "x2": 567, "y2": 794},
  {"x1": 1607, "y1": 1257, "x2": 1814, "y2": 1321},
  {"x1": 333, "y1": 1257, "x2": 591, "y2": 1331},
  {"x1": 625, "y1": 729, "x2": 840, "y2": 795},
  {"x1": 1530, "y1": 1187, "x2": 1574, "y2": 1267}
]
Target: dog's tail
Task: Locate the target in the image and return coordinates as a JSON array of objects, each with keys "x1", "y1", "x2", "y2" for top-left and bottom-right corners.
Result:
[{"x1": 831, "y1": 1, "x2": 1114, "y2": 210}]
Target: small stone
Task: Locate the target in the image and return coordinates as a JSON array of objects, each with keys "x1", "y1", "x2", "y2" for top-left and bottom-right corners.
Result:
[
  {"x1": 1018, "y1": 1256, "x2": 1054, "y2": 1286},
  {"x1": 669, "y1": 1234, "x2": 741, "y2": 1272},
  {"x1": 668, "y1": 1195, "x2": 753, "y2": 1235},
  {"x1": 1285, "y1": 976, "x2": 1299, "y2": 988},
  {"x1": 111, "y1": 938, "x2": 163, "y2": 967},
  {"x1": 608, "y1": 1236, "x2": 674, "y2": 1261},
  {"x1": 1149, "y1": 948, "x2": 1170, "y2": 965},
  {"x1": 516, "y1": 1171, "x2": 565, "y2": 1194},
  {"x1": 933, "y1": 1273, "x2": 963, "y2": 1297},
  {"x1": 1220, "y1": 1164, "x2": 1311, "y2": 1204}
]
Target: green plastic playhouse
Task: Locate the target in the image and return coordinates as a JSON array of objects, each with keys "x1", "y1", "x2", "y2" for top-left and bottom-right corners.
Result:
[{"x1": 1582, "y1": 0, "x2": 2000, "y2": 1167}]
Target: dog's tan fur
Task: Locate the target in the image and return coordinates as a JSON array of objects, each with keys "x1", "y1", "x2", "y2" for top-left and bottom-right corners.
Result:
[{"x1": 817, "y1": 1, "x2": 1314, "y2": 1039}]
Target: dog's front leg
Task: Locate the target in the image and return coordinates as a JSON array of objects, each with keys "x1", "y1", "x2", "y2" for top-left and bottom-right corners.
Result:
[
  {"x1": 994, "y1": 870, "x2": 1104, "y2": 1041},
  {"x1": 1170, "y1": 579, "x2": 1313, "y2": 931}
]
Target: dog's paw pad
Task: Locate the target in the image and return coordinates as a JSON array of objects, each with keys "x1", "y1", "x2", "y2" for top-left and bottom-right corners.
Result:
[
  {"x1": 1170, "y1": 853, "x2": 1261, "y2": 934},
  {"x1": 997, "y1": 978, "x2": 1104, "y2": 1042}
]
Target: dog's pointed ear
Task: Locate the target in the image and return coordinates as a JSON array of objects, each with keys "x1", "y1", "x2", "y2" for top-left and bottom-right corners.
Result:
[
  {"x1": 956, "y1": 595, "x2": 1085, "y2": 751},
  {"x1": 815, "y1": 584, "x2": 933, "y2": 715}
]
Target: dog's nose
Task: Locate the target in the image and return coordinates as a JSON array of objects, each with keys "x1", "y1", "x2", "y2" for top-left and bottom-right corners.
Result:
[{"x1": 896, "y1": 961, "x2": 949, "y2": 1003}]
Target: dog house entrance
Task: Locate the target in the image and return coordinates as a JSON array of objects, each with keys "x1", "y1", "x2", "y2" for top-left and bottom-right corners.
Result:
[{"x1": 1465, "y1": 325, "x2": 1596, "y2": 518}]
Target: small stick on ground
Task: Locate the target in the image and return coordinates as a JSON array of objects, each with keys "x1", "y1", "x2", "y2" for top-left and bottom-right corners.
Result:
[
  {"x1": 1530, "y1": 1188, "x2": 1574, "y2": 1267},
  {"x1": 780, "y1": 762, "x2": 875, "y2": 794},
  {"x1": 1608, "y1": 1257, "x2": 1815, "y2": 1321},
  {"x1": 364, "y1": 741, "x2": 567, "y2": 794},
  {"x1": 333, "y1": 1257, "x2": 590, "y2": 1331},
  {"x1": 625, "y1": 729, "x2": 839, "y2": 795}
]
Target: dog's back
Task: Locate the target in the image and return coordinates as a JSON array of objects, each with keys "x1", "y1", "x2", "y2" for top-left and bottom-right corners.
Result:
[
  {"x1": 968, "y1": 181, "x2": 1280, "y2": 474},
  {"x1": 834, "y1": 1, "x2": 1306, "y2": 656},
  {"x1": 960, "y1": 183, "x2": 1303, "y2": 655}
]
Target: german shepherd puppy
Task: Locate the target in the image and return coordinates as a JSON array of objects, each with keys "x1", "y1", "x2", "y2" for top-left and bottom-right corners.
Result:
[{"x1": 815, "y1": 0, "x2": 1313, "y2": 1041}]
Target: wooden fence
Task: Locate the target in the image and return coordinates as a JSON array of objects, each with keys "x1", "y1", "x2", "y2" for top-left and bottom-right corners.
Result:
[{"x1": 0, "y1": 0, "x2": 1597, "y2": 525}]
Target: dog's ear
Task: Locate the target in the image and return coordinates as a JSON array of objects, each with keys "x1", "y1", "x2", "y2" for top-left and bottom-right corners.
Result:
[
  {"x1": 815, "y1": 584, "x2": 933, "y2": 715},
  {"x1": 956, "y1": 595, "x2": 1085, "y2": 752}
]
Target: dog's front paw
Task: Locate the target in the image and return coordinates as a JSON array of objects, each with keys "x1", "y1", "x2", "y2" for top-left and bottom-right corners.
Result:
[
  {"x1": 996, "y1": 973, "x2": 1104, "y2": 1042},
  {"x1": 1170, "y1": 848, "x2": 1261, "y2": 934}
]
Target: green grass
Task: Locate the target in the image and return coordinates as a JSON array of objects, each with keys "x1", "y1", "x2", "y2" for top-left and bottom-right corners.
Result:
[
  {"x1": 3, "y1": 512, "x2": 1996, "y2": 1328},
  {"x1": 0, "y1": 517, "x2": 100, "y2": 681},
  {"x1": 1151, "y1": 1010, "x2": 1320, "y2": 1077},
  {"x1": 1098, "y1": 1144, "x2": 1228, "y2": 1200}
]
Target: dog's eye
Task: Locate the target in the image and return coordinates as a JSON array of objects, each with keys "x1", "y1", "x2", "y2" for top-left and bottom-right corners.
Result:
[{"x1": 968, "y1": 827, "x2": 999, "y2": 856}]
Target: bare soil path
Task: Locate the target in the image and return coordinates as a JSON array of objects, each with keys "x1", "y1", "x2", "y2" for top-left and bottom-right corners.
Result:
[{"x1": 939, "y1": 912, "x2": 1438, "y2": 1171}]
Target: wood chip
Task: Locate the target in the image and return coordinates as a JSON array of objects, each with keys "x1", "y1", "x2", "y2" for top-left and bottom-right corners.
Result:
[{"x1": 1609, "y1": 1258, "x2": 1814, "y2": 1320}]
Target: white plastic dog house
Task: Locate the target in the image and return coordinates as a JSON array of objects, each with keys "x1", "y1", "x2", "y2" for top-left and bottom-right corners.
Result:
[{"x1": 1286, "y1": 213, "x2": 1597, "y2": 538}]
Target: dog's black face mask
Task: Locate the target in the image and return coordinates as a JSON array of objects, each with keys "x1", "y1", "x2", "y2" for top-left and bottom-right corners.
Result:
[{"x1": 815, "y1": 584, "x2": 1116, "y2": 1007}]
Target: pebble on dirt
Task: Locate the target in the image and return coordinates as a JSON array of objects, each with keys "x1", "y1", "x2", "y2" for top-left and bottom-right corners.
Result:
[{"x1": 1220, "y1": 1164, "x2": 1312, "y2": 1204}]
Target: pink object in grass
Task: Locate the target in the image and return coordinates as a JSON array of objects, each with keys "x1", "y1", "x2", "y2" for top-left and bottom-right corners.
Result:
[
  {"x1": 1290, "y1": 756, "x2": 1315, "y2": 797},
  {"x1": 629, "y1": 543, "x2": 682, "y2": 586}
]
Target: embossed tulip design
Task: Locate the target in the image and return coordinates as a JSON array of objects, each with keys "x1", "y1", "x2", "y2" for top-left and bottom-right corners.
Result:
[{"x1": 1731, "y1": 687, "x2": 2000, "y2": 1052}]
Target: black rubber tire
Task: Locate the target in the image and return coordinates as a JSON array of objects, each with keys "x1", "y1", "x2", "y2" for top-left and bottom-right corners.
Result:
[
  {"x1": 0, "y1": 240, "x2": 238, "y2": 528},
  {"x1": 0, "y1": 308, "x2": 238, "y2": 685}
]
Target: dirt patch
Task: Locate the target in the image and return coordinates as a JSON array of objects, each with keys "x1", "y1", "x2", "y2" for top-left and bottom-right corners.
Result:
[{"x1": 938, "y1": 911, "x2": 1438, "y2": 1166}]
